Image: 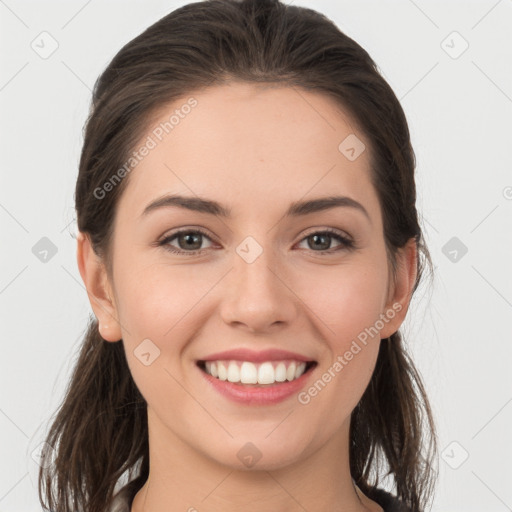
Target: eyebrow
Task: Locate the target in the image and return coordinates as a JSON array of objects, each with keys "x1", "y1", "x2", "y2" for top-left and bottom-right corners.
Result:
[{"x1": 141, "y1": 194, "x2": 371, "y2": 222}]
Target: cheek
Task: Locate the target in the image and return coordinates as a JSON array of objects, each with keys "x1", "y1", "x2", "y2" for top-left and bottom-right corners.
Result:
[
  {"x1": 298, "y1": 260, "x2": 387, "y2": 410},
  {"x1": 304, "y1": 259, "x2": 388, "y2": 345},
  {"x1": 113, "y1": 256, "x2": 224, "y2": 388},
  {"x1": 115, "y1": 263, "x2": 202, "y2": 411},
  {"x1": 111, "y1": 260, "x2": 196, "y2": 395},
  {"x1": 114, "y1": 256, "x2": 206, "y2": 338}
]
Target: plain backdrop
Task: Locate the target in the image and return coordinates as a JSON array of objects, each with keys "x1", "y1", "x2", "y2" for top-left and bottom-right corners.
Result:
[{"x1": 1, "y1": 1, "x2": 511, "y2": 510}]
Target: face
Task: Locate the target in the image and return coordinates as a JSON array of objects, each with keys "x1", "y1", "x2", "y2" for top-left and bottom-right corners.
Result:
[{"x1": 78, "y1": 81, "x2": 416, "y2": 471}]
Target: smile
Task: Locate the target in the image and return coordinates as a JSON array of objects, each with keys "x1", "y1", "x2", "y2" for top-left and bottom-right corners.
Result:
[
  {"x1": 196, "y1": 358, "x2": 318, "y2": 405},
  {"x1": 198, "y1": 359, "x2": 316, "y2": 386}
]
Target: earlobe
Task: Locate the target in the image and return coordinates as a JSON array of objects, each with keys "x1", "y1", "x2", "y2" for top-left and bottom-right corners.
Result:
[
  {"x1": 76, "y1": 231, "x2": 122, "y2": 342},
  {"x1": 379, "y1": 238, "x2": 418, "y2": 339}
]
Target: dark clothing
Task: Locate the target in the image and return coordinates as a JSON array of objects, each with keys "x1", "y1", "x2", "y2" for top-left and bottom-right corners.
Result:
[{"x1": 367, "y1": 486, "x2": 413, "y2": 511}]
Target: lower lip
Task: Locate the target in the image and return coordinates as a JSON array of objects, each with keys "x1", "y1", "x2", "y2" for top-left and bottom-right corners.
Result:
[{"x1": 198, "y1": 363, "x2": 316, "y2": 405}]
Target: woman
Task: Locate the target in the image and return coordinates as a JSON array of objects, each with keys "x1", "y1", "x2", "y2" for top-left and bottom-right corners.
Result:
[{"x1": 38, "y1": 0, "x2": 438, "y2": 511}]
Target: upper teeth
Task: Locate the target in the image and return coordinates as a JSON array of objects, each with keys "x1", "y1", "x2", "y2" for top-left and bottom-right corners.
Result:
[{"x1": 203, "y1": 360, "x2": 308, "y2": 385}]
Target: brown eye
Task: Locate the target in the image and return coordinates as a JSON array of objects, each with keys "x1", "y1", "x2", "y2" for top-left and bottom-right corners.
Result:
[
  {"x1": 297, "y1": 229, "x2": 354, "y2": 253},
  {"x1": 159, "y1": 229, "x2": 214, "y2": 255},
  {"x1": 176, "y1": 232, "x2": 203, "y2": 251}
]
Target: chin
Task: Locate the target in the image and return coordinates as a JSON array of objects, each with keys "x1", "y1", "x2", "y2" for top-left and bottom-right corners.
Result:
[{"x1": 202, "y1": 434, "x2": 315, "y2": 472}]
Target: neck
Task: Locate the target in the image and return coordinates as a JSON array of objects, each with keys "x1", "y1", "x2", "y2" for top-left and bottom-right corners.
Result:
[{"x1": 131, "y1": 407, "x2": 375, "y2": 512}]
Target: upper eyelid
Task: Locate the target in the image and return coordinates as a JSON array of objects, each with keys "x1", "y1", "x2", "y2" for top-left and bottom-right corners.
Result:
[
  {"x1": 299, "y1": 226, "x2": 352, "y2": 240},
  {"x1": 160, "y1": 226, "x2": 218, "y2": 244}
]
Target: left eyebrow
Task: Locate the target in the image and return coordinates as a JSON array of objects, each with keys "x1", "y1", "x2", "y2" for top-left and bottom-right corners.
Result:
[{"x1": 140, "y1": 194, "x2": 371, "y2": 223}]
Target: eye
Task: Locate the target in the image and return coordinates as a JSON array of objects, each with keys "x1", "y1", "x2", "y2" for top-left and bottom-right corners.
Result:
[
  {"x1": 158, "y1": 228, "x2": 215, "y2": 255},
  {"x1": 157, "y1": 227, "x2": 355, "y2": 256},
  {"x1": 296, "y1": 228, "x2": 355, "y2": 253}
]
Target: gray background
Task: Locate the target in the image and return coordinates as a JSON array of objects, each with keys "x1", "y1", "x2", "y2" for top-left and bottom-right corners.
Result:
[{"x1": 1, "y1": 0, "x2": 511, "y2": 510}]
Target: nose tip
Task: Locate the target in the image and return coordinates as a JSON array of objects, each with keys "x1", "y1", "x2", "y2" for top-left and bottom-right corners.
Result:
[{"x1": 219, "y1": 244, "x2": 298, "y2": 333}]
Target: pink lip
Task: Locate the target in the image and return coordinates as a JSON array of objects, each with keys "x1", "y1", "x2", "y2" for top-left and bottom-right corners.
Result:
[
  {"x1": 198, "y1": 348, "x2": 315, "y2": 363},
  {"x1": 198, "y1": 363, "x2": 316, "y2": 405}
]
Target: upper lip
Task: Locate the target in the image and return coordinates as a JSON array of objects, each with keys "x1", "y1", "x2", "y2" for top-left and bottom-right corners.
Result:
[{"x1": 198, "y1": 348, "x2": 316, "y2": 363}]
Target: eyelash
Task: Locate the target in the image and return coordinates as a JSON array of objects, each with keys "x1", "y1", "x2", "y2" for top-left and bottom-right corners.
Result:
[{"x1": 157, "y1": 227, "x2": 355, "y2": 256}]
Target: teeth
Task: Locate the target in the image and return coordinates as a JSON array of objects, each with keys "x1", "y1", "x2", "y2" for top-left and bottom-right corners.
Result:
[
  {"x1": 202, "y1": 360, "x2": 308, "y2": 385},
  {"x1": 275, "y1": 362, "x2": 287, "y2": 382},
  {"x1": 240, "y1": 361, "x2": 258, "y2": 384},
  {"x1": 217, "y1": 361, "x2": 228, "y2": 381},
  {"x1": 258, "y1": 362, "x2": 274, "y2": 384},
  {"x1": 227, "y1": 361, "x2": 240, "y2": 383},
  {"x1": 286, "y1": 362, "x2": 296, "y2": 381}
]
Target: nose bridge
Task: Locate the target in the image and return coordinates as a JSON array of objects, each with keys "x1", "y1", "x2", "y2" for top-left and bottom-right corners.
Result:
[{"x1": 220, "y1": 234, "x2": 297, "y2": 331}]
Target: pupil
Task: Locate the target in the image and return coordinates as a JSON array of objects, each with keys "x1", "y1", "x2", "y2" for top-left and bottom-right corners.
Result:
[
  {"x1": 182, "y1": 233, "x2": 201, "y2": 250},
  {"x1": 311, "y1": 234, "x2": 329, "y2": 251}
]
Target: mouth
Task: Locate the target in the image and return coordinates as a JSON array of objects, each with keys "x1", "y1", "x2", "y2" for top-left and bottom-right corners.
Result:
[{"x1": 196, "y1": 359, "x2": 318, "y2": 387}]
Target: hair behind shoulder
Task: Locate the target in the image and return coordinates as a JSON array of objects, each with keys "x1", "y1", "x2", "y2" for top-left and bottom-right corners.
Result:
[
  {"x1": 39, "y1": 317, "x2": 148, "y2": 511},
  {"x1": 39, "y1": 1, "x2": 438, "y2": 510}
]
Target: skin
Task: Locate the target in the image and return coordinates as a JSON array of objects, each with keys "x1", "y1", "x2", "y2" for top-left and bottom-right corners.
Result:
[{"x1": 77, "y1": 81, "x2": 417, "y2": 512}]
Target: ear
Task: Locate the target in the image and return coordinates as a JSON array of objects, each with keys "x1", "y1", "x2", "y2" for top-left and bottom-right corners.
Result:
[
  {"x1": 76, "y1": 231, "x2": 122, "y2": 342},
  {"x1": 379, "y1": 238, "x2": 418, "y2": 339}
]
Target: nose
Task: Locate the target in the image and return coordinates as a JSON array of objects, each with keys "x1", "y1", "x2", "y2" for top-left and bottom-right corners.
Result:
[{"x1": 219, "y1": 242, "x2": 299, "y2": 334}]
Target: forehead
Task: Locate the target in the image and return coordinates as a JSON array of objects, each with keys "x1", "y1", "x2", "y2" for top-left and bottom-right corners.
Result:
[{"x1": 116, "y1": 81, "x2": 378, "y2": 220}]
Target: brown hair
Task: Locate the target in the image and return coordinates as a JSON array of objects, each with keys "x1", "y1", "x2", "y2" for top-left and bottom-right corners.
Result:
[{"x1": 38, "y1": 0, "x2": 438, "y2": 510}]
